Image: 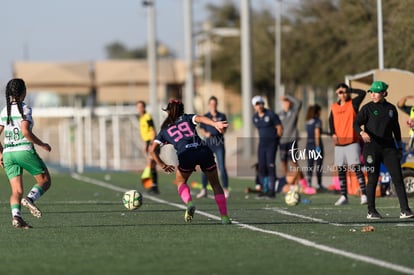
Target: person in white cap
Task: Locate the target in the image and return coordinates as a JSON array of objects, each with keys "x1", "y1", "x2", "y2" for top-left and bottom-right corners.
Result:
[{"x1": 251, "y1": 96, "x2": 283, "y2": 198}]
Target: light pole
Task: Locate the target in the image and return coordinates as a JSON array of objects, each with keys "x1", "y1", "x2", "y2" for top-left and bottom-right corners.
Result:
[
  {"x1": 377, "y1": 0, "x2": 384, "y2": 70},
  {"x1": 183, "y1": 0, "x2": 194, "y2": 113},
  {"x1": 274, "y1": 0, "x2": 283, "y2": 112},
  {"x1": 241, "y1": 0, "x2": 253, "y2": 158},
  {"x1": 143, "y1": 0, "x2": 158, "y2": 123}
]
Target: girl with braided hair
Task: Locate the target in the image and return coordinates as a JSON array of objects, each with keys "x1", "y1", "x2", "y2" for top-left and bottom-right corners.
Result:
[
  {"x1": 0, "y1": 78, "x2": 52, "y2": 229},
  {"x1": 150, "y1": 99, "x2": 231, "y2": 224}
]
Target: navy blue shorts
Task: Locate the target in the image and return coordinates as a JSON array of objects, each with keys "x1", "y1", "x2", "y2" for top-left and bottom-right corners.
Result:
[{"x1": 178, "y1": 146, "x2": 216, "y2": 173}]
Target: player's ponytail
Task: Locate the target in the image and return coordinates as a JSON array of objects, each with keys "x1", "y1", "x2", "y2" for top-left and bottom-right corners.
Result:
[
  {"x1": 5, "y1": 82, "x2": 12, "y2": 125},
  {"x1": 5, "y1": 78, "x2": 27, "y2": 125},
  {"x1": 161, "y1": 99, "x2": 184, "y2": 129}
]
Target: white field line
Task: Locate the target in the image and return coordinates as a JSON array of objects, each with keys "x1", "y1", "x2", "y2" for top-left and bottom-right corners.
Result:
[
  {"x1": 70, "y1": 173, "x2": 220, "y2": 222},
  {"x1": 309, "y1": 206, "x2": 400, "y2": 210},
  {"x1": 267, "y1": 207, "x2": 368, "y2": 227},
  {"x1": 395, "y1": 223, "x2": 414, "y2": 227},
  {"x1": 45, "y1": 201, "x2": 119, "y2": 204},
  {"x1": 71, "y1": 173, "x2": 414, "y2": 275}
]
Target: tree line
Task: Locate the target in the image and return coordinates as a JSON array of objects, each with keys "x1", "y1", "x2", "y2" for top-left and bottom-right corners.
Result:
[{"x1": 106, "y1": 0, "x2": 414, "y2": 108}]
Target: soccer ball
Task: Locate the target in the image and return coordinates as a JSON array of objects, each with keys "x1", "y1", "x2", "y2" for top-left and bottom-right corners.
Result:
[
  {"x1": 122, "y1": 190, "x2": 143, "y2": 210},
  {"x1": 285, "y1": 190, "x2": 300, "y2": 206}
]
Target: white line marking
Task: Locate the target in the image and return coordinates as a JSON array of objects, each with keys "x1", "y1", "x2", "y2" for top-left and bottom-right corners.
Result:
[
  {"x1": 396, "y1": 223, "x2": 414, "y2": 227},
  {"x1": 72, "y1": 173, "x2": 414, "y2": 275},
  {"x1": 267, "y1": 207, "x2": 368, "y2": 227},
  {"x1": 308, "y1": 206, "x2": 400, "y2": 210},
  {"x1": 41, "y1": 201, "x2": 119, "y2": 204},
  {"x1": 70, "y1": 173, "x2": 221, "y2": 222}
]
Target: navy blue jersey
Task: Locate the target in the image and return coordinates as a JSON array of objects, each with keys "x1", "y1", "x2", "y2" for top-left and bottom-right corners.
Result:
[
  {"x1": 200, "y1": 111, "x2": 227, "y2": 147},
  {"x1": 306, "y1": 117, "x2": 322, "y2": 145},
  {"x1": 155, "y1": 114, "x2": 204, "y2": 155},
  {"x1": 398, "y1": 104, "x2": 413, "y2": 116},
  {"x1": 253, "y1": 108, "x2": 282, "y2": 144}
]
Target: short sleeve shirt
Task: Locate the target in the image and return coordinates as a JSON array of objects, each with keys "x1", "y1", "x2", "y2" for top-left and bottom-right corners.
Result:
[
  {"x1": 199, "y1": 111, "x2": 227, "y2": 147},
  {"x1": 253, "y1": 108, "x2": 282, "y2": 145},
  {"x1": 154, "y1": 114, "x2": 204, "y2": 155},
  {"x1": 139, "y1": 112, "x2": 155, "y2": 142},
  {"x1": 0, "y1": 103, "x2": 34, "y2": 152},
  {"x1": 306, "y1": 117, "x2": 322, "y2": 145}
]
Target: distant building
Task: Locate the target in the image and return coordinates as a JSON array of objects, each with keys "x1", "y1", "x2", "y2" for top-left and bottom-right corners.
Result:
[
  {"x1": 13, "y1": 59, "x2": 186, "y2": 107},
  {"x1": 13, "y1": 58, "x2": 243, "y2": 124}
]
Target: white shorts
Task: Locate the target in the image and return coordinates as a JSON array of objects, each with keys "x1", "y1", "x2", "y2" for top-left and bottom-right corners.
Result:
[{"x1": 334, "y1": 143, "x2": 361, "y2": 166}]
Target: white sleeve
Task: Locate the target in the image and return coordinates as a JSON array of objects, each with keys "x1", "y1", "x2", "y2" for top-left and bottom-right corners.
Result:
[
  {"x1": 0, "y1": 115, "x2": 4, "y2": 127},
  {"x1": 153, "y1": 139, "x2": 164, "y2": 147},
  {"x1": 23, "y1": 105, "x2": 33, "y2": 124},
  {"x1": 192, "y1": 115, "x2": 198, "y2": 125}
]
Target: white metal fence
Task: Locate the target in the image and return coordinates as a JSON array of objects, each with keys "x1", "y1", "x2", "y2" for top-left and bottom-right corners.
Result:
[{"x1": 32, "y1": 106, "x2": 146, "y2": 173}]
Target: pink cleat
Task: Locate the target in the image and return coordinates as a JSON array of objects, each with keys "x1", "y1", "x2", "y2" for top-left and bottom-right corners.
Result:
[{"x1": 304, "y1": 186, "x2": 316, "y2": 195}]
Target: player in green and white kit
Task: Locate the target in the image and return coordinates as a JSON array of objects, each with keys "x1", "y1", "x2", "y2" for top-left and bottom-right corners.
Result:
[{"x1": 0, "y1": 78, "x2": 52, "y2": 229}]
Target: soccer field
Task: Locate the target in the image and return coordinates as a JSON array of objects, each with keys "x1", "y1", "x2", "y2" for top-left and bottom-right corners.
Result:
[{"x1": 0, "y1": 170, "x2": 413, "y2": 275}]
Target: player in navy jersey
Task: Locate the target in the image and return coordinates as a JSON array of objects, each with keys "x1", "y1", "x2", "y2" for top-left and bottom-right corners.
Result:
[
  {"x1": 197, "y1": 96, "x2": 229, "y2": 199},
  {"x1": 150, "y1": 99, "x2": 231, "y2": 224},
  {"x1": 252, "y1": 96, "x2": 283, "y2": 198},
  {"x1": 305, "y1": 104, "x2": 323, "y2": 193}
]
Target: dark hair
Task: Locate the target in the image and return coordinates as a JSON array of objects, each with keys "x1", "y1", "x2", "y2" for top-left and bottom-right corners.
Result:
[
  {"x1": 314, "y1": 104, "x2": 321, "y2": 114},
  {"x1": 136, "y1": 100, "x2": 146, "y2": 108},
  {"x1": 161, "y1": 99, "x2": 184, "y2": 129},
  {"x1": 5, "y1": 78, "x2": 26, "y2": 125},
  {"x1": 335, "y1": 82, "x2": 352, "y2": 101},
  {"x1": 305, "y1": 104, "x2": 321, "y2": 121},
  {"x1": 335, "y1": 83, "x2": 349, "y2": 90},
  {"x1": 208, "y1": 96, "x2": 218, "y2": 103}
]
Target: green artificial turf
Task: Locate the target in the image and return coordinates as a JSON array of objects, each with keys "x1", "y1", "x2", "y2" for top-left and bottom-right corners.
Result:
[{"x1": 0, "y1": 170, "x2": 412, "y2": 275}]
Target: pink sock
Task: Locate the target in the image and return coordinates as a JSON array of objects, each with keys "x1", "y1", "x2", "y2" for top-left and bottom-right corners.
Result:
[
  {"x1": 177, "y1": 183, "x2": 192, "y2": 204},
  {"x1": 214, "y1": 194, "x2": 227, "y2": 216},
  {"x1": 300, "y1": 178, "x2": 307, "y2": 188}
]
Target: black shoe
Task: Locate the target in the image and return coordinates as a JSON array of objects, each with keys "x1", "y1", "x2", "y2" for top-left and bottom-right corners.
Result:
[
  {"x1": 400, "y1": 209, "x2": 414, "y2": 219},
  {"x1": 266, "y1": 191, "x2": 276, "y2": 199},
  {"x1": 317, "y1": 186, "x2": 328, "y2": 193},
  {"x1": 256, "y1": 191, "x2": 275, "y2": 199},
  {"x1": 255, "y1": 192, "x2": 268, "y2": 199},
  {"x1": 12, "y1": 216, "x2": 32, "y2": 229},
  {"x1": 148, "y1": 186, "x2": 160, "y2": 195},
  {"x1": 367, "y1": 210, "x2": 382, "y2": 220}
]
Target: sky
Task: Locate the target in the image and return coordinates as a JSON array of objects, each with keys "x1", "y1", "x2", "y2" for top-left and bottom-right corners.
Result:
[{"x1": 0, "y1": 0, "x2": 293, "y2": 85}]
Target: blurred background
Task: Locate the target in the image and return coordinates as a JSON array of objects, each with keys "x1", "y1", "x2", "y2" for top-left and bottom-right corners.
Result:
[{"x1": 1, "y1": 0, "x2": 413, "y2": 175}]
